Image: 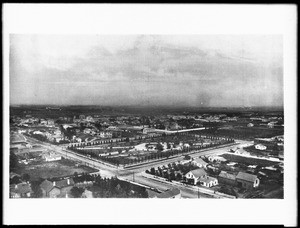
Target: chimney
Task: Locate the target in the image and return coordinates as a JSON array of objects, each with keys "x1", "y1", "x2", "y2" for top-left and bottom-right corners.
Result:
[{"x1": 53, "y1": 181, "x2": 56, "y2": 186}]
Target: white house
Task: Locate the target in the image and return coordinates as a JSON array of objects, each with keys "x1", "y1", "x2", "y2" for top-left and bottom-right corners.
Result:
[
  {"x1": 198, "y1": 176, "x2": 218, "y2": 188},
  {"x1": 185, "y1": 168, "x2": 207, "y2": 185},
  {"x1": 208, "y1": 156, "x2": 227, "y2": 163},
  {"x1": 97, "y1": 131, "x2": 113, "y2": 138},
  {"x1": 44, "y1": 152, "x2": 62, "y2": 162},
  {"x1": 255, "y1": 144, "x2": 267, "y2": 150},
  {"x1": 191, "y1": 158, "x2": 208, "y2": 169}
]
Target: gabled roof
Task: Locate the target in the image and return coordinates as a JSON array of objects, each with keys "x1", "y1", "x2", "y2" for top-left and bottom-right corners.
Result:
[
  {"x1": 157, "y1": 188, "x2": 181, "y2": 198},
  {"x1": 11, "y1": 183, "x2": 32, "y2": 194},
  {"x1": 193, "y1": 158, "x2": 208, "y2": 165},
  {"x1": 189, "y1": 168, "x2": 207, "y2": 178},
  {"x1": 55, "y1": 178, "x2": 74, "y2": 188},
  {"x1": 199, "y1": 176, "x2": 217, "y2": 183},
  {"x1": 218, "y1": 171, "x2": 236, "y2": 181},
  {"x1": 40, "y1": 180, "x2": 54, "y2": 193},
  {"x1": 236, "y1": 172, "x2": 257, "y2": 183}
]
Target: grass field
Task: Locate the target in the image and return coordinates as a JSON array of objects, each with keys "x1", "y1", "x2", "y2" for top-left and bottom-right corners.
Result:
[{"x1": 17, "y1": 158, "x2": 98, "y2": 181}]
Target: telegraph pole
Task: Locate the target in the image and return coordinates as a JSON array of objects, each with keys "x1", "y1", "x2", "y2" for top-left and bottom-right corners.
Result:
[{"x1": 133, "y1": 171, "x2": 135, "y2": 182}]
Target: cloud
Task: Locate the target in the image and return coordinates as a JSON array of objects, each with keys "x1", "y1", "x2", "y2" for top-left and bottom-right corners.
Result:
[{"x1": 10, "y1": 34, "x2": 283, "y2": 107}]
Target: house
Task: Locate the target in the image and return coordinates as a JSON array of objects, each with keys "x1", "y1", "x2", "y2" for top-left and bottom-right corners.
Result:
[
  {"x1": 255, "y1": 144, "x2": 267, "y2": 150},
  {"x1": 40, "y1": 180, "x2": 57, "y2": 197},
  {"x1": 97, "y1": 131, "x2": 113, "y2": 139},
  {"x1": 236, "y1": 172, "x2": 260, "y2": 189},
  {"x1": 82, "y1": 189, "x2": 94, "y2": 198},
  {"x1": 76, "y1": 134, "x2": 91, "y2": 143},
  {"x1": 83, "y1": 128, "x2": 93, "y2": 134},
  {"x1": 55, "y1": 179, "x2": 75, "y2": 197},
  {"x1": 86, "y1": 116, "x2": 94, "y2": 122},
  {"x1": 191, "y1": 158, "x2": 208, "y2": 169},
  {"x1": 44, "y1": 152, "x2": 62, "y2": 162},
  {"x1": 185, "y1": 168, "x2": 207, "y2": 185},
  {"x1": 40, "y1": 178, "x2": 74, "y2": 198},
  {"x1": 218, "y1": 171, "x2": 237, "y2": 186},
  {"x1": 198, "y1": 176, "x2": 218, "y2": 188},
  {"x1": 247, "y1": 123, "x2": 254, "y2": 127},
  {"x1": 10, "y1": 182, "x2": 33, "y2": 198},
  {"x1": 47, "y1": 119, "x2": 55, "y2": 125},
  {"x1": 208, "y1": 156, "x2": 227, "y2": 163},
  {"x1": 156, "y1": 188, "x2": 181, "y2": 198},
  {"x1": 268, "y1": 122, "x2": 275, "y2": 128}
]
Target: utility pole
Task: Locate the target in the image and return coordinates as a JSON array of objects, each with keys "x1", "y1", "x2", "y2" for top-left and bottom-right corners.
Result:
[
  {"x1": 198, "y1": 187, "x2": 200, "y2": 199},
  {"x1": 133, "y1": 171, "x2": 135, "y2": 182}
]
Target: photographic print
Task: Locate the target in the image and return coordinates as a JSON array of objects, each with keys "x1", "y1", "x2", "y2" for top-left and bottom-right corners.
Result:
[
  {"x1": 9, "y1": 34, "x2": 284, "y2": 199},
  {"x1": 3, "y1": 4, "x2": 297, "y2": 226}
]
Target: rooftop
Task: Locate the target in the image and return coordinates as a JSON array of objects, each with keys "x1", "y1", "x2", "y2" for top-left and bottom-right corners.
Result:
[
  {"x1": 40, "y1": 180, "x2": 54, "y2": 192},
  {"x1": 236, "y1": 172, "x2": 258, "y2": 183},
  {"x1": 218, "y1": 171, "x2": 236, "y2": 181},
  {"x1": 11, "y1": 182, "x2": 32, "y2": 194},
  {"x1": 189, "y1": 168, "x2": 207, "y2": 178}
]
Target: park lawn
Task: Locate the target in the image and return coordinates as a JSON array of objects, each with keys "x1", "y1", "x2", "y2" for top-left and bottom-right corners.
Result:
[{"x1": 17, "y1": 158, "x2": 98, "y2": 181}]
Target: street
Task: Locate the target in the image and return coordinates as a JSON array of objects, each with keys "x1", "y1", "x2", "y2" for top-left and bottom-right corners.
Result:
[{"x1": 24, "y1": 134, "x2": 250, "y2": 198}]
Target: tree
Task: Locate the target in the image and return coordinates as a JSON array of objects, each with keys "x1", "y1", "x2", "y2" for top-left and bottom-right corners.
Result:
[
  {"x1": 70, "y1": 187, "x2": 85, "y2": 198},
  {"x1": 10, "y1": 152, "x2": 19, "y2": 171},
  {"x1": 170, "y1": 172, "x2": 176, "y2": 180},
  {"x1": 150, "y1": 167, "x2": 155, "y2": 175},
  {"x1": 156, "y1": 143, "x2": 164, "y2": 151},
  {"x1": 184, "y1": 155, "x2": 191, "y2": 160},
  {"x1": 10, "y1": 175, "x2": 21, "y2": 185},
  {"x1": 167, "y1": 142, "x2": 171, "y2": 149},
  {"x1": 176, "y1": 172, "x2": 182, "y2": 181},
  {"x1": 22, "y1": 173, "x2": 31, "y2": 182},
  {"x1": 31, "y1": 181, "x2": 43, "y2": 198}
]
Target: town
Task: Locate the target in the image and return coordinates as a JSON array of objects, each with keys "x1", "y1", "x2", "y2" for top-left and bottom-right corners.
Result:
[{"x1": 9, "y1": 105, "x2": 284, "y2": 199}]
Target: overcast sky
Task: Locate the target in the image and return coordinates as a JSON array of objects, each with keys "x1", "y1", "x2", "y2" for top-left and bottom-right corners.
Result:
[{"x1": 9, "y1": 34, "x2": 283, "y2": 107}]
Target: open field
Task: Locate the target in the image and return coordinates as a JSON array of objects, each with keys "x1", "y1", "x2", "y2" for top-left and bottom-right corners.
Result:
[
  {"x1": 201, "y1": 126, "x2": 283, "y2": 140},
  {"x1": 16, "y1": 158, "x2": 98, "y2": 181}
]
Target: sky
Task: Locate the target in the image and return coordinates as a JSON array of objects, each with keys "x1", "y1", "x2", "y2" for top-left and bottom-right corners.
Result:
[{"x1": 9, "y1": 34, "x2": 283, "y2": 107}]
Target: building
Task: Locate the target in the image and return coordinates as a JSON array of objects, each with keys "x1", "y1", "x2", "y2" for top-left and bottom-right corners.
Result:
[
  {"x1": 247, "y1": 123, "x2": 254, "y2": 127},
  {"x1": 198, "y1": 176, "x2": 218, "y2": 188},
  {"x1": 40, "y1": 178, "x2": 74, "y2": 198},
  {"x1": 255, "y1": 144, "x2": 267, "y2": 150},
  {"x1": 236, "y1": 172, "x2": 260, "y2": 189},
  {"x1": 208, "y1": 156, "x2": 227, "y2": 163},
  {"x1": 44, "y1": 152, "x2": 62, "y2": 162},
  {"x1": 185, "y1": 168, "x2": 207, "y2": 185},
  {"x1": 218, "y1": 171, "x2": 237, "y2": 186},
  {"x1": 82, "y1": 189, "x2": 94, "y2": 198},
  {"x1": 10, "y1": 182, "x2": 33, "y2": 198},
  {"x1": 191, "y1": 158, "x2": 208, "y2": 169},
  {"x1": 97, "y1": 131, "x2": 113, "y2": 138}
]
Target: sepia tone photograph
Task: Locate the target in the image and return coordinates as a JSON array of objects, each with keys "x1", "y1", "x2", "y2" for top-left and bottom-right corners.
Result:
[{"x1": 3, "y1": 4, "x2": 297, "y2": 226}]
